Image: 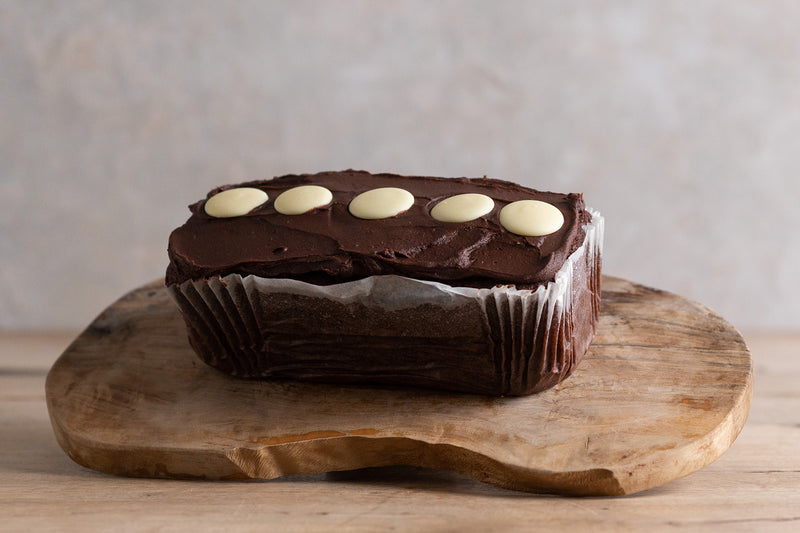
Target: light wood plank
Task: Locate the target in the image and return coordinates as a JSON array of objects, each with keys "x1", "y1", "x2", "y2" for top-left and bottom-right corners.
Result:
[{"x1": 0, "y1": 332, "x2": 75, "y2": 371}]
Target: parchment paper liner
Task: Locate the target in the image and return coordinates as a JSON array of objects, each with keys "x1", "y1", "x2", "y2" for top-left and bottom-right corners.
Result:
[{"x1": 168, "y1": 209, "x2": 604, "y2": 396}]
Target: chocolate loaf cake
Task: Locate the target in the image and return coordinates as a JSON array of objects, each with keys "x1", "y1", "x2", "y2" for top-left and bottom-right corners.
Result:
[{"x1": 166, "y1": 170, "x2": 603, "y2": 395}]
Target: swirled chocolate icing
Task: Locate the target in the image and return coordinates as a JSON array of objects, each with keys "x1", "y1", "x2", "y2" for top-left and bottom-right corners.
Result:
[{"x1": 166, "y1": 170, "x2": 590, "y2": 288}]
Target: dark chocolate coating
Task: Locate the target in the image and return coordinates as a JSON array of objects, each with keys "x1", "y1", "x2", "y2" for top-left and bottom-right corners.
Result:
[{"x1": 166, "y1": 170, "x2": 589, "y2": 289}]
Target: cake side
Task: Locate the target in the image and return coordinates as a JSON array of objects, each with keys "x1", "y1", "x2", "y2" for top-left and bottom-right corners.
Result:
[{"x1": 167, "y1": 210, "x2": 603, "y2": 396}]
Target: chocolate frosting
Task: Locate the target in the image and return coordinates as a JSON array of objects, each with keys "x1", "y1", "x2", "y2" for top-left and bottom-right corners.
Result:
[{"x1": 166, "y1": 170, "x2": 590, "y2": 288}]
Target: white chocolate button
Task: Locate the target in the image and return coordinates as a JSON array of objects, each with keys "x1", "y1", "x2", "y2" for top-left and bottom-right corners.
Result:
[
  {"x1": 348, "y1": 187, "x2": 415, "y2": 219},
  {"x1": 430, "y1": 193, "x2": 494, "y2": 223},
  {"x1": 499, "y1": 200, "x2": 564, "y2": 236},
  {"x1": 273, "y1": 185, "x2": 333, "y2": 215},
  {"x1": 204, "y1": 187, "x2": 268, "y2": 218}
]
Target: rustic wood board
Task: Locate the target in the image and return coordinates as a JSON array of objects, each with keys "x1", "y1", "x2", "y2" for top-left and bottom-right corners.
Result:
[{"x1": 45, "y1": 276, "x2": 752, "y2": 496}]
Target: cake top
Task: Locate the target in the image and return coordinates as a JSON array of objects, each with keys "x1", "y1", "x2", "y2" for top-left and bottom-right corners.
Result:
[{"x1": 166, "y1": 170, "x2": 591, "y2": 288}]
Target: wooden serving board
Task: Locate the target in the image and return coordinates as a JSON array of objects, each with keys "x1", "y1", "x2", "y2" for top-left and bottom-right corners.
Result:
[{"x1": 45, "y1": 276, "x2": 752, "y2": 496}]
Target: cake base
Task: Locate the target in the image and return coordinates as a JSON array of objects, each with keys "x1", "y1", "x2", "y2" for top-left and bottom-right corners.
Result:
[{"x1": 45, "y1": 276, "x2": 752, "y2": 496}]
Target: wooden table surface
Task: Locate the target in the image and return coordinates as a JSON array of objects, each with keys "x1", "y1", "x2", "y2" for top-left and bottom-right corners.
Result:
[{"x1": 2, "y1": 330, "x2": 798, "y2": 532}]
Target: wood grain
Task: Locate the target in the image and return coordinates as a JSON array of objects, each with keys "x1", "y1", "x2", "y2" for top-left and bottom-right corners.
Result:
[{"x1": 44, "y1": 276, "x2": 752, "y2": 496}]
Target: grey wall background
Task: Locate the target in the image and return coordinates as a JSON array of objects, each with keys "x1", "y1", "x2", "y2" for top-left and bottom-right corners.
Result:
[{"x1": 2, "y1": 0, "x2": 798, "y2": 331}]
